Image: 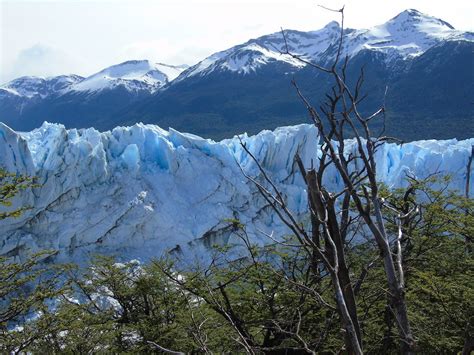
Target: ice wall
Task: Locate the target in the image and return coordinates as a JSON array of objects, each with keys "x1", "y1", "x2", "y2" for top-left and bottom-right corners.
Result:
[{"x1": 0, "y1": 122, "x2": 472, "y2": 263}]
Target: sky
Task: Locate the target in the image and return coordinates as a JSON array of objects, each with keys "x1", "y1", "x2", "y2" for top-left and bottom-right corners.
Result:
[{"x1": 1, "y1": 0, "x2": 473, "y2": 83}]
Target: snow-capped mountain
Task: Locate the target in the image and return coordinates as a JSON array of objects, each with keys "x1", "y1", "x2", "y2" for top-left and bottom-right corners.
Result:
[
  {"x1": 0, "y1": 122, "x2": 472, "y2": 263},
  {"x1": 0, "y1": 60, "x2": 187, "y2": 99},
  {"x1": 68, "y1": 60, "x2": 188, "y2": 94},
  {"x1": 173, "y1": 22, "x2": 340, "y2": 80},
  {"x1": 178, "y1": 9, "x2": 472, "y2": 79},
  {"x1": 340, "y1": 9, "x2": 472, "y2": 62},
  {"x1": 0, "y1": 74, "x2": 84, "y2": 99}
]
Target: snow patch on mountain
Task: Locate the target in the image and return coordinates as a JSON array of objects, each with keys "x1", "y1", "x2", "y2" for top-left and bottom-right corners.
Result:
[
  {"x1": 154, "y1": 63, "x2": 189, "y2": 81},
  {"x1": 0, "y1": 122, "x2": 472, "y2": 264}
]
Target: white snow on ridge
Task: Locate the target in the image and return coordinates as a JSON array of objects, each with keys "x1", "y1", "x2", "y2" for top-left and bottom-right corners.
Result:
[
  {"x1": 221, "y1": 44, "x2": 305, "y2": 74},
  {"x1": 0, "y1": 122, "x2": 472, "y2": 264}
]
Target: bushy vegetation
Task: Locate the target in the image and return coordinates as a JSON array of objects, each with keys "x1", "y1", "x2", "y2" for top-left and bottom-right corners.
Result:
[{"x1": 1, "y1": 173, "x2": 472, "y2": 353}]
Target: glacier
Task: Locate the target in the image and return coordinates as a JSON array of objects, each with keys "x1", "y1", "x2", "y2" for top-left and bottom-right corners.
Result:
[{"x1": 0, "y1": 122, "x2": 472, "y2": 264}]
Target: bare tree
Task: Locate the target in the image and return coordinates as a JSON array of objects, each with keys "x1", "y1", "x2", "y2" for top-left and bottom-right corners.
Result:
[
  {"x1": 238, "y1": 5, "x2": 417, "y2": 353},
  {"x1": 465, "y1": 146, "x2": 473, "y2": 200},
  {"x1": 239, "y1": 140, "x2": 363, "y2": 354},
  {"x1": 465, "y1": 146, "x2": 473, "y2": 253}
]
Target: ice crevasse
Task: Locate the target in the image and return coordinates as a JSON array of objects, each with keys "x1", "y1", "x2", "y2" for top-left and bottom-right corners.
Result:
[{"x1": 0, "y1": 122, "x2": 472, "y2": 263}]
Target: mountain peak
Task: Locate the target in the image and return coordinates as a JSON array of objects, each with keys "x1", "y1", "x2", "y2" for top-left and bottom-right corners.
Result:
[
  {"x1": 393, "y1": 9, "x2": 428, "y2": 20},
  {"x1": 94, "y1": 59, "x2": 155, "y2": 79},
  {"x1": 389, "y1": 8, "x2": 455, "y2": 30},
  {"x1": 69, "y1": 60, "x2": 187, "y2": 94},
  {"x1": 323, "y1": 20, "x2": 340, "y2": 30},
  {"x1": 404, "y1": 8, "x2": 423, "y2": 16},
  {"x1": 340, "y1": 7, "x2": 469, "y2": 62}
]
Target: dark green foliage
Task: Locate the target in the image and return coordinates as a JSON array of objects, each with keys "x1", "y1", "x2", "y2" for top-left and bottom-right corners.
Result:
[
  {"x1": 0, "y1": 169, "x2": 66, "y2": 353},
  {"x1": 0, "y1": 168, "x2": 36, "y2": 220},
  {"x1": 353, "y1": 177, "x2": 474, "y2": 353},
  {"x1": 0, "y1": 251, "x2": 68, "y2": 353},
  {"x1": 1, "y1": 175, "x2": 473, "y2": 353},
  {"x1": 21, "y1": 257, "x2": 200, "y2": 353}
]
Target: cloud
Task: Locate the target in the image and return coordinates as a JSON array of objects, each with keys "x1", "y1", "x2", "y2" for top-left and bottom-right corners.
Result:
[{"x1": 4, "y1": 44, "x2": 82, "y2": 82}]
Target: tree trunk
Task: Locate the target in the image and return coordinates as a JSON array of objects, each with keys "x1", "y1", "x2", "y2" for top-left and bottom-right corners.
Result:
[
  {"x1": 370, "y1": 198, "x2": 415, "y2": 354},
  {"x1": 326, "y1": 195, "x2": 361, "y2": 345},
  {"x1": 306, "y1": 170, "x2": 362, "y2": 353}
]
